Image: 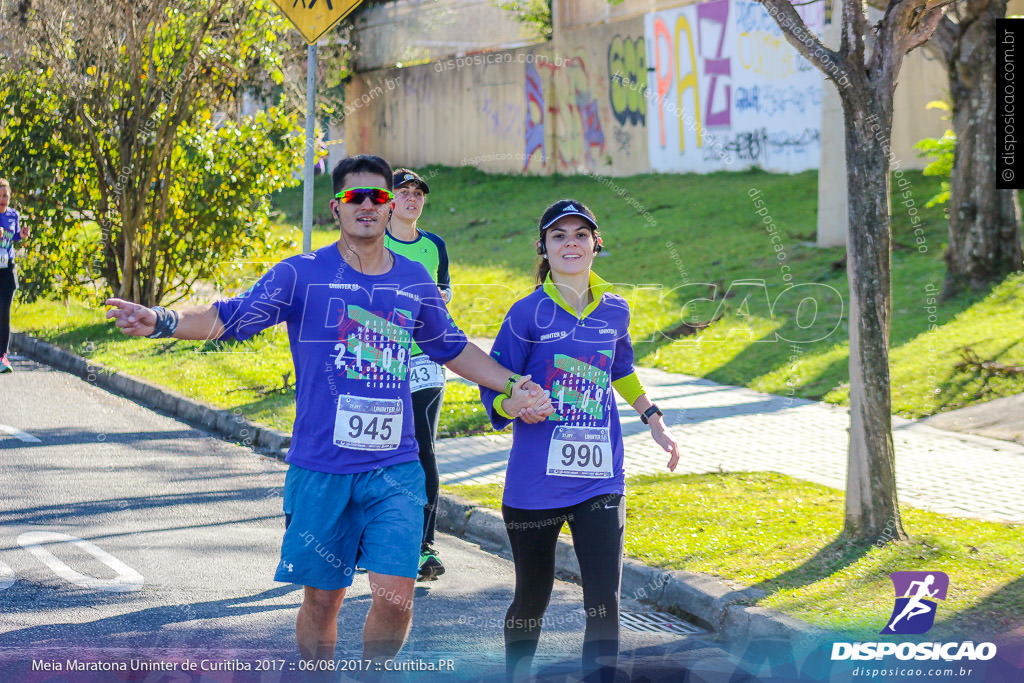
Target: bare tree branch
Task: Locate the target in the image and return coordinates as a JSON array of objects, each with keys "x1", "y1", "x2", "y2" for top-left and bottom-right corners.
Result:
[
  {"x1": 757, "y1": 0, "x2": 844, "y2": 82},
  {"x1": 901, "y1": 2, "x2": 949, "y2": 51},
  {"x1": 870, "y1": 0, "x2": 947, "y2": 89}
]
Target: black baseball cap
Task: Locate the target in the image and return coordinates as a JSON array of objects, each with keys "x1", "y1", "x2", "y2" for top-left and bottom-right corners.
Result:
[
  {"x1": 393, "y1": 169, "x2": 430, "y2": 194},
  {"x1": 538, "y1": 199, "x2": 599, "y2": 233}
]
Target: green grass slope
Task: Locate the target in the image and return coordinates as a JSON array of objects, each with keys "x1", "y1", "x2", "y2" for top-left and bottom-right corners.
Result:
[{"x1": 12, "y1": 167, "x2": 1023, "y2": 438}]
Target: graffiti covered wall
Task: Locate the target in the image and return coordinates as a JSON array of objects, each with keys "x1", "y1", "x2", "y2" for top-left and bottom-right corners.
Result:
[
  {"x1": 345, "y1": 0, "x2": 951, "y2": 177},
  {"x1": 346, "y1": 54, "x2": 530, "y2": 174},
  {"x1": 645, "y1": 0, "x2": 825, "y2": 173},
  {"x1": 345, "y1": 18, "x2": 650, "y2": 176},
  {"x1": 524, "y1": 17, "x2": 649, "y2": 175}
]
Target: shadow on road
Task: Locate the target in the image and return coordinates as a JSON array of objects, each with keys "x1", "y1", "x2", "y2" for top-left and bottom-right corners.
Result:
[
  {"x1": 0, "y1": 488, "x2": 282, "y2": 528},
  {"x1": 0, "y1": 585, "x2": 302, "y2": 648}
]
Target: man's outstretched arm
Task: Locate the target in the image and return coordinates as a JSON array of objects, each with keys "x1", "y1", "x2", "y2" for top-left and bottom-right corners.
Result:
[
  {"x1": 445, "y1": 342, "x2": 553, "y2": 419},
  {"x1": 104, "y1": 298, "x2": 227, "y2": 340},
  {"x1": 445, "y1": 342, "x2": 525, "y2": 393}
]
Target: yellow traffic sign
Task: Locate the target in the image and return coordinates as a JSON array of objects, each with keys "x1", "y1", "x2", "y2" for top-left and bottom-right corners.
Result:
[{"x1": 271, "y1": 0, "x2": 363, "y2": 45}]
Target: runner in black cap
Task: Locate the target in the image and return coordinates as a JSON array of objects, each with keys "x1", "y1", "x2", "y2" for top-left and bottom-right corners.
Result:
[{"x1": 385, "y1": 168, "x2": 451, "y2": 580}]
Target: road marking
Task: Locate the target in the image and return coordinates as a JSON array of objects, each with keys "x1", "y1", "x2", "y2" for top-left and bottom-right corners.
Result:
[
  {"x1": 0, "y1": 424, "x2": 41, "y2": 443},
  {"x1": 0, "y1": 561, "x2": 14, "y2": 591},
  {"x1": 17, "y1": 532, "x2": 144, "y2": 592}
]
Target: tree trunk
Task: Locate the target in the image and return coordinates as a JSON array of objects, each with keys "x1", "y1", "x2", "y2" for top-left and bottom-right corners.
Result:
[
  {"x1": 942, "y1": 0, "x2": 1023, "y2": 297},
  {"x1": 840, "y1": 97, "x2": 907, "y2": 542},
  {"x1": 757, "y1": 0, "x2": 945, "y2": 544}
]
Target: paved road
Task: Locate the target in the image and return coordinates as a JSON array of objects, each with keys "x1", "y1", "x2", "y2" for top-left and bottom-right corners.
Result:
[
  {"x1": 0, "y1": 357, "x2": 748, "y2": 682},
  {"x1": 441, "y1": 363, "x2": 1024, "y2": 523}
]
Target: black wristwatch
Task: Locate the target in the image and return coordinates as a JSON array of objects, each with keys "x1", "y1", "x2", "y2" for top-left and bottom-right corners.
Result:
[{"x1": 640, "y1": 404, "x2": 663, "y2": 425}]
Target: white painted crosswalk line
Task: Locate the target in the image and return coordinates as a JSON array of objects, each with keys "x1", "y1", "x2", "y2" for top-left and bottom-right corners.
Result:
[
  {"x1": 0, "y1": 424, "x2": 41, "y2": 442},
  {"x1": 17, "y1": 532, "x2": 144, "y2": 592}
]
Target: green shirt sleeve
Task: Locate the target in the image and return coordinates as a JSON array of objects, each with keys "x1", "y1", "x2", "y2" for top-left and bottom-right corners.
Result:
[{"x1": 612, "y1": 371, "x2": 646, "y2": 405}]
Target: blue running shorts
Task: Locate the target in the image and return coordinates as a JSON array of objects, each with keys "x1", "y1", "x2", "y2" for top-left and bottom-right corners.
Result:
[{"x1": 274, "y1": 460, "x2": 427, "y2": 589}]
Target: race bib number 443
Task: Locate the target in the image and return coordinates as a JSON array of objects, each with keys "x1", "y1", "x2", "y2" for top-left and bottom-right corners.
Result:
[
  {"x1": 546, "y1": 426, "x2": 613, "y2": 479},
  {"x1": 409, "y1": 354, "x2": 445, "y2": 391},
  {"x1": 334, "y1": 396, "x2": 403, "y2": 451}
]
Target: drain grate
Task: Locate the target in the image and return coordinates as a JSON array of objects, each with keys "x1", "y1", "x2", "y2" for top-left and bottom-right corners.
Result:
[{"x1": 620, "y1": 610, "x2": 703, "y2": 635}]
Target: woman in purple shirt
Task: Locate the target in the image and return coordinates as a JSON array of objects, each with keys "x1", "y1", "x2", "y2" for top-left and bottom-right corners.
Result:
[
  {"x1": 0, "y1": 179, "x2": 29, "y2": 374},
  {"x1": 481, "y1": 199, "x2": 680, "y2": 682}
]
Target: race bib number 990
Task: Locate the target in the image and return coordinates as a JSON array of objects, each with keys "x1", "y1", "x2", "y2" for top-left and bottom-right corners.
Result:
[
  {"x1": 334, "y1": 396, "x2": 403, "y2": 451},
  {"x1": 0, "y1": 251, "x2": 8, "y2": 269},
  {"x1": 546, "y1": 426, "x2": 613, "y2": 479}
]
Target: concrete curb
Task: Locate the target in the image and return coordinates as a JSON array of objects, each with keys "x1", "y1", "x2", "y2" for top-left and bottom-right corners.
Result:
[
  {"x1": 435, "y1": 495, "x2": 824, "y2": 647},
  {"x1": 13, "y1": 330, "x2": 823, "y2": 649},
  {"x1": 10, "y1": 332, "x2": 292, "y2": 460}
]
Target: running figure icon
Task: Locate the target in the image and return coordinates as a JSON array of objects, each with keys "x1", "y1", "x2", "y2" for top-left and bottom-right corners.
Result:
[
  {"x1": 887, "y1": 574, "x2": 937, "y2": 631},
  {"x1": 881, "y1": 571, "x2": 949, "y2": 635}
]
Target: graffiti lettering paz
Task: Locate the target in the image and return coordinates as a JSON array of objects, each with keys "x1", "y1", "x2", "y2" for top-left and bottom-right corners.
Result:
[
  {"x1": 650, "y1": 14, "x2": 705, "y2": 152},
  {"x1": 608, "y1": 35, "x2": 647, "y2": 126},
  {"x1": 645, "y1": 0, "x2": 824, "y2": 173},
  {"x1": 697, "y1": 0, "x2": 731, "y2": 128},
  {"x1": 673, "y1": 15, "x2": 702, "y2": 151}
]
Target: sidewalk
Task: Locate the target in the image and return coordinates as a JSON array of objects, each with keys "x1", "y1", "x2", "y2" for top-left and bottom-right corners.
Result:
[{"x1": 438, "y1": 365, "x2": 1024, "y2": 524}]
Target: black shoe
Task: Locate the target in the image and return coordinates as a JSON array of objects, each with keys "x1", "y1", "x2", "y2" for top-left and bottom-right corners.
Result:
[{"x1": 417, "y1": 545, "x2": 445, "y2": 580}]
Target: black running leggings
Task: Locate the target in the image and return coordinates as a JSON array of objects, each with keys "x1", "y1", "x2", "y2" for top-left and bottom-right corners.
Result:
[
  {"x1": 502, "y1": 494, "x2": 625, "y2": 683},
  {"x1": 0, "y1": 265, "x2": 17, "y2": 357},
  {"x1": 412, "y1": 383, "x2": 445, "y2": 546}
]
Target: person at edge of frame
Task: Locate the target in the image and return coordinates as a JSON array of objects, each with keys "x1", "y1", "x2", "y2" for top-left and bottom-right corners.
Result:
[
  {"x1": 0, "y1": 178, "x2": 30, "y2": 374},
  {"x1": 385, "y1": 167, "x2": 453, "y2": 581},
  {"x1": 103, "y1": 154, "x2": 554, "y2": 675},
  {"x1": 480, "y1": 198, "x2": 680, "y2": 683}
]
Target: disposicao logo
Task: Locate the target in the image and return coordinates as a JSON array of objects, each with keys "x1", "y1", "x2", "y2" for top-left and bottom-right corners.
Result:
[
  {"x1": 881, "y1": 570, "x2": 949, "y2": 635},
  {"x1": 831, "y1": 570, "x2": 997, "y2": 663}
]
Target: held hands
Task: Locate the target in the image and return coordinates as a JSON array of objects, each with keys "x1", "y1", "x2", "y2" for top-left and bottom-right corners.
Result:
[
  {"x1": 649, "y1": 416, "x2": 680, "y2": 472},
  {"x1": 502, "y1": 374, "x2": 554, "y2": 424},
  {"x1": 104, "y1": 298, "x2": 157, "y2": 337},
  {"x1": 19, "y1": 224, "x2": 29, "y2": 240}
]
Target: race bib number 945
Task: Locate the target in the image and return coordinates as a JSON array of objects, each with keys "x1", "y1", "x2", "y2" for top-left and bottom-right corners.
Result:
[
  {"x1": 334, "y1": 396, "x2": 403, "y2": 451},
  {"x1": 546, "y1": 426, "x2": 613, "y2": 479}
]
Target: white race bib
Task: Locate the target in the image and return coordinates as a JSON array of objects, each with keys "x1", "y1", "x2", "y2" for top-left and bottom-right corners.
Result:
[
  {"x1": 0, "y1": 251, "x2": 8, "y2": 269},
  {"x1": 546, "y1": 426, "x2": 613, "y2": 479},
  {"x1": 333, "y1": 396, "x2": 403, "y2": 451},
  {"x1": 409, "y1": 354, "x2": 445, "y2": 392}
]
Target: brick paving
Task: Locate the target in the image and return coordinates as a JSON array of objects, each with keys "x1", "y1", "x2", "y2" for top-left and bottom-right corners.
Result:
[{"x1": 437, "y1": 367, "x2": 1024, "y2": 523}]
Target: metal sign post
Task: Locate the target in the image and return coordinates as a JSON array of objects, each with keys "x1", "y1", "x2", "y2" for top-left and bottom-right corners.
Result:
[
  {"x1": 270, "y1": 0, "x2": 365, "y2": 254},
  {"x1": 302, "y1": 44, "x2": 317, "y2": 255}
]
